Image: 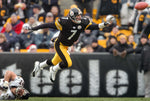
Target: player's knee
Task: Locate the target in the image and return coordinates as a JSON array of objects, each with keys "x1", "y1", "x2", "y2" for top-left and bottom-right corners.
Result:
[{"x1": 5, "y1": 70, "x2": 12, "y2": 75}]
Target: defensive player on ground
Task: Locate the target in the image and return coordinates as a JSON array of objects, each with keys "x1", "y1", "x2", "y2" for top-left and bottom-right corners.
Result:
[
  {"x1": 31, "y1": 7, "x2": 114, "y2": 82},
  {"x1": 0, "y1": 71, "x2": 30, "y2": 100}
]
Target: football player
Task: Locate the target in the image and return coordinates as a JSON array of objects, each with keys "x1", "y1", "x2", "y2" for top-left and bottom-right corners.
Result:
[
  {"x1": 0, "y1": 71, "x2": 30, "y2": 100},
  {"x1": 31, "y1": 7, "x2": 115, "y2": 82}
]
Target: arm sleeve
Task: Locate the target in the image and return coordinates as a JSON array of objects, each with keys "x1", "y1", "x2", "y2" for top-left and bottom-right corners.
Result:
[
  {"x1": 31, "y1": 23, "x2": 57, "y2": 30},
  {"x1": 87, "y1": 24, "x2": 100, "y2": 30},
  {"x1": 86, "y1": 22, "x2": 106, "y2": 30}
]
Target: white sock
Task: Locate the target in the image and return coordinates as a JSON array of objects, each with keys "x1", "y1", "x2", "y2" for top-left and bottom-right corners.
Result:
[
  {"x1": 40, "y1": 60, "x2": 48, "y2": 69},
  {"x1": 53, "y1": 63, "x2": 61, "y2": 72}
]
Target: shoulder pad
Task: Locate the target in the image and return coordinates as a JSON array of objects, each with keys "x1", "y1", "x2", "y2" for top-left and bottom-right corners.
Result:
[
  {"x1": 61, "y1": 17, "x2": 69, "y2": 20},
  {"x1": 58, "y1": 17, "x2": 70, "y2": 25},
  {"x1": 81, "y1": 17, "x2": 91, "y2": 25}
]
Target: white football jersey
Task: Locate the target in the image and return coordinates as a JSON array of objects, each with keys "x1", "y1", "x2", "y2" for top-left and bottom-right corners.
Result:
[
  {"x1": 0, "y1": 79, "x2": 4, "y2": 86},
  {"x1": 9, "y1": 76, "x2": 24, "y2": 87},
  {"x1": 0, "y1": 88, "x2": 15, "y2": 100}
]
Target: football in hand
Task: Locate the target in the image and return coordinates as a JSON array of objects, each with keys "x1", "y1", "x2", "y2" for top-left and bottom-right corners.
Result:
[{"x1": 134, "y1": 2, "x2": 148, "y2": 10}]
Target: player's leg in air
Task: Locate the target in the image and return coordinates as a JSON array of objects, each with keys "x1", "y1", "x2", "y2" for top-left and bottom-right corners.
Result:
[{"x1": 32, "y1": 40, "x2": 72, "y2": 82}]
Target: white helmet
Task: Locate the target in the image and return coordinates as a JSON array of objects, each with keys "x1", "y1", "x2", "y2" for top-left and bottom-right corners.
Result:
[{"x1": 22, "y1": 23, "x2": 30, "y2": 30}]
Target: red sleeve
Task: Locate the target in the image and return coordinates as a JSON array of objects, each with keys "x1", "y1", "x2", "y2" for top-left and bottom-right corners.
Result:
[
  {"x1": 1, "y1": 27, "x2": 5, "y2": 33},
  {"x1": 14, "y1": 21, "x2": 24, "y2": 35}
]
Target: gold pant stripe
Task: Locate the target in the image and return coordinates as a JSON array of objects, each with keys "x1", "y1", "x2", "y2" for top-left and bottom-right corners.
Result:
[{"x1": 51, "y1": 41, "x2": 72, "y2": 67}]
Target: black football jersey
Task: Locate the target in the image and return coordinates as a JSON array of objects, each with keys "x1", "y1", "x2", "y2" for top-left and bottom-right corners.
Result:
[{"x1": 32, "y1": 17, "x2": 99, "y2": 46}]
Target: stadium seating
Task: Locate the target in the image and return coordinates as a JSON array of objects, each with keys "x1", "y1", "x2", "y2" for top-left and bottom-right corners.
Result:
[{"x1": 20, "y1": 49, "x2": 50, "y2": 53}]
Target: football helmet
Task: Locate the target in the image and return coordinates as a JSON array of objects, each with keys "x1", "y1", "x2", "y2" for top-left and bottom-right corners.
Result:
[
  {"x1": 15, "y1": 87, "x2": 30, "y2": 99},
  {"x1": 20, "y1": 89, "x2": 30, "y2": 99},
  {"x1": 69, "y1": 8, "x2": 82, "y2": 24},
  {"x1": 22, "y1": 23, "x2": 31, "y2": 30}
]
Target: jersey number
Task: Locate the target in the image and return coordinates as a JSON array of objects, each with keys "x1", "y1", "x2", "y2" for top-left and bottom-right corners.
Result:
[{"x1": 68, "y1": 30, "x2": 77, "y2": 40}]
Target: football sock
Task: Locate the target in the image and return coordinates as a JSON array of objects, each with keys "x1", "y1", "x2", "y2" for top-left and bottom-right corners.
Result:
[
  {"x1": 40, "y1": 60, "x2": 48, "y2": 69},
  {"x1": 53, "y1": 63, "x2": 61, "y2": 72}
]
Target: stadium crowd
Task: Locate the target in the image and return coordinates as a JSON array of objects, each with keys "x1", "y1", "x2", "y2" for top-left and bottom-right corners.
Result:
[
  {"x1": 0, "y1": 0, "x2": 149, "y2": 55},
  {"x1": 0, "y1": 0, "x2": 150, "y2": 98}
]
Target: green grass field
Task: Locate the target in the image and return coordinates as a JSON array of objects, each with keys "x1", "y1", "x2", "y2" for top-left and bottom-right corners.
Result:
[{"x1": 19, "y1": 97, "x2": 150, "y2": 101}]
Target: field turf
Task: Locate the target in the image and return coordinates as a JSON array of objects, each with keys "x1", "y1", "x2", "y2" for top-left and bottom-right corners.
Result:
[{"x1": 18, "y1": 97, "x2": 150, "y2": 101}]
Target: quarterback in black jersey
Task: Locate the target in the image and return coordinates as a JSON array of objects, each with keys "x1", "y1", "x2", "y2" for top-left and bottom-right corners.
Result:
[{"x1": 31, "y1": 8, "x2": 114, "y2": 82}]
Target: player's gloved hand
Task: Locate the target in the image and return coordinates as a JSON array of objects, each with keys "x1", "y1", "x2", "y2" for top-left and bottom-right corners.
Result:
[
  {"x1": 23, "y1": 23, "x2": 32, "y2": 30},
  {"x1": 98, "y1": 15, "x2": 114, "y2": 28},
  {"x1": 98, "y1": 22, "x2": 111, "y2": 28},
  {"x1": 106, "y1": 15, "x2": 115, "y2": 24},
  {"x1": 2, "y1": 81, "x2": 9, "y2": 90},
  {"x1": 104, "y1": 22, "x2": 110, "y2": 26}
]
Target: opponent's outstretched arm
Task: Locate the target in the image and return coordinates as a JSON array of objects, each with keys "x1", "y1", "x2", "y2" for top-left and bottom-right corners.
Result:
[{"x1": 87, "y1": 15, "x2": 115, "y2": 30}]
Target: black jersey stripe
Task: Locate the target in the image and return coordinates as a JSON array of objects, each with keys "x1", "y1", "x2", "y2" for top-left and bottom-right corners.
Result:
[
  {"x1": 85, "y1": 21, "x2": 92, "y2": 30},
  {"x1": 55, "y1": 40, "x2": 68, "y2": 67}
]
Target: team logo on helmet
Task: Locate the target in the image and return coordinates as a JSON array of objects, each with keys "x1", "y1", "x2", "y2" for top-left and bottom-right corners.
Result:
[{"x1": 70, "y1": 11, "x2": 74, "y2": 16}]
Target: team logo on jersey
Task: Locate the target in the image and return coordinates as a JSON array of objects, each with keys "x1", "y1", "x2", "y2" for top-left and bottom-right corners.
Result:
[
  {"x1": 73, "y1": 26, "x2": 76, "y2": 29},
  {"x1": 70, "y1": 11, "x2": 74, "y2": 16},
  {"x1": 78, "y1": 25, "x2": 82, "y2": 29}
]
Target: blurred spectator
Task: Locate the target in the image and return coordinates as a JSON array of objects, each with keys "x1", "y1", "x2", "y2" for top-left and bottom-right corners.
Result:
[
  {"x1": 103, "y1": 26, "x2": 120, "y2": 40},
  {"x1": 0, "y1": 0, "x2": 8, "y2": 31},
  {"x1": 70, "y1": 4, "x2": 78, "y2": 9},
  {"x1": 68, "y1": 45, "x2": 76, "y2": 53},
  {"x1": 2, "y1": 0, "x2": 16, "y2": 15},
  {"x1": 41, "y1": 0, "x2": 60, "y2": 13},
  {"x1": 25, "y1": 0, "x2": 40, "y2": 18},
  {"x1": 34, "y1": 28, "x2": 53, "y2": 49},
  {"x1": 77, "y1": 29, "x2": 97, "y2": 49},
  {"x1": 14, "y1": 45, "x2": 20, "y2": 53},
  {"x1": 110, "y1": 26, "x2": 120, "y2": 37},
  {"x1": 50, "y1": 5, "x2": 62, "y2": 20},
  {"x1": 45, "y1": 12, "x2": 58, "y2": 34},
  {"x1": 49, "y1": 43, "x2": 55, "y2": 53},
  {"x1": 27, "y1": 44, "x2": 37, "y2": 53},
  {"x1": 135, "y1": 34, "x2": 149, "y2": 53},
  {"x1": 32, "y1": 4, "x2": 46, "y2": 23},
  {"x1": 110, "y1": 34, "x2": 134, "y2": 58},
  {"x1": 1, "y1": 13, "x2": 24, "y2": 35},
  {"x1": 17, "y1": 23, "x2": 35, "y2": 49},
  {"x1": 91, "y1": 38, "x2": 105, "y2": 52},
  {"x1": 136, "y1": 34, "x2": 150, "y2": 98},
  {"x1": 120, "y1": 0, "x2": 136, "y2": 26},
  {"x1": 27, "y1": 16, "x2": 42, "y2": 34},
  {"x1": 96, "y1": 0, "x2": 121, "y2": 19},
  {"x1": 3, "y1": 23, "x2": 18, "y2": 48},
  {"x1": 14, "y1": 1, "x2": 26, "y2": 22},
  {"x1": 106, "y1": 35, "x2": 118, "y2": 52},
  {"x1": 130, "y1": 0, "x2": 150, "y2": 44},
  {"x1": 74, "y1": 0, "x2": 94, "y2": 17},
  {"x1": 127, "y1": 35, "x2": 137, "y2": 49},
  {"x1": 0, "y1": 33, "x2": 10, "y2": 52},
  {"x1": 45, "y1": 12, "x2": 54, "y2": 23},
  {"x1": 81, "y1": 45, "x2": 94, "y2": 53},
  {"x1": 141, "y1": 18, "x2": 150, "y2": 39}
]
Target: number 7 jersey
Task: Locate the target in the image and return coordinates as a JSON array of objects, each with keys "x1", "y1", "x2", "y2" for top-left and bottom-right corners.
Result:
[
  {"x1": 32, "y1": 16, "x2": 100, "y2": 46},
  {"x1": 55, "y1": 17, "x2": 99, "y2": 46}
]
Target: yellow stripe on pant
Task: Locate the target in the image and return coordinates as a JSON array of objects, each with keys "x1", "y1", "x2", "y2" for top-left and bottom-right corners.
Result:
[{"x1": 51, "y1": 40, "x2": 72, "y2": 68}]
